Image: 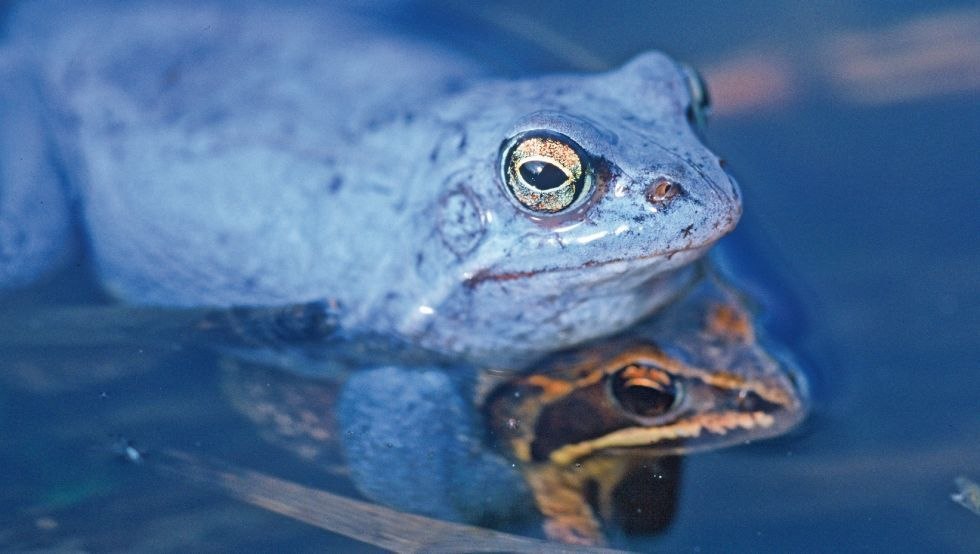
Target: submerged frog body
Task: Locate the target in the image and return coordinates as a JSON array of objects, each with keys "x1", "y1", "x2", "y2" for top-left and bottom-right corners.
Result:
[
  {"x1": 2, "y1": 0, "x2": 738, "y2": 368},
  {"x1": 225, "y1": 267, "x2": 807, "y2": 545}
]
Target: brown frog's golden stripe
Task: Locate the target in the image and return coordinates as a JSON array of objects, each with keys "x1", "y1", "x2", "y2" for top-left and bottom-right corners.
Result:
[
  {"x1": 490, "y1": 343, "x2": 798, "y2": 465},
  {"x1": 519, "y1": 346, "x2": 793, "y2": 411},
  {"x1": 549, "y1": 410, "x2": 776, "y2": 466}
]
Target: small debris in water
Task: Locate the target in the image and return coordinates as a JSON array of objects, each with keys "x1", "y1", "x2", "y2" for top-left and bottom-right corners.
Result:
[
  {"x1": 123, "y1": 445, "x2": 143, "y2": 464},
  {"x1": 951, "y1": 476, "x2": 980, "y2": 516},
  {"x1": 111, "y1": 436, "x2": 145, "y2": 465}
]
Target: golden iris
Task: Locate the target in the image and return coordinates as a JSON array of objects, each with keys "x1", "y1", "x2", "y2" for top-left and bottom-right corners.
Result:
[{"x1": 503, "y1": 133, "x2": 589, "y2": 213}]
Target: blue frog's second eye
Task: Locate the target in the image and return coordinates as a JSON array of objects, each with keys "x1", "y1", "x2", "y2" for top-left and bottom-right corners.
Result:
[
  {"x1": 501, "y1": 131, "x2": 592, "y2": 213},
  {"x1": 680, "y1": 63, "x2": 711, "y2": 131}
]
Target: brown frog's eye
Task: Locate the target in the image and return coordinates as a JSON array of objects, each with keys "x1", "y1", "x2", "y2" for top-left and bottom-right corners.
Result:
[
  {"x1": 608, "y1": 363, "x2": 681, "y2": 421},
  {"x1": 501, "y1": 131, "x2": 592, "y2": 213}
]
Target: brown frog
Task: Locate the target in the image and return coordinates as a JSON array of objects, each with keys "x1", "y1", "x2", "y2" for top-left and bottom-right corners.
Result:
[{"x1": 483, "y1": 268, "x2": 806, "y2": 544}]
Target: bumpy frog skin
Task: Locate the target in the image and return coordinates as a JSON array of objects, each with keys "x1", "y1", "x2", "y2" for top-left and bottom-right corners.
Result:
[{"x1": 1, "y1": 1, "x2": 739, "y2": 368}]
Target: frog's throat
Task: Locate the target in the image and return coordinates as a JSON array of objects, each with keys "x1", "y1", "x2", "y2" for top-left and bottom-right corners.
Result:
[
  {"x1": 462, "y1": 242, "x2": 713, "y2": 288},
  {"x1": 547, "y1": 410, "x2": 777, "y2": 466}
]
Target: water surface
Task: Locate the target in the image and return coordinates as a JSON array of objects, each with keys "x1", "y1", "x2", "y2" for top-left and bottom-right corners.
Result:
[{"x1": 1, "y1": 2, "x2": 978, "y2": 551}]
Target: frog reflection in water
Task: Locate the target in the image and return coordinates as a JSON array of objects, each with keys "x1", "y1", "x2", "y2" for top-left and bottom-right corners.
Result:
[{"x1": 1, "y1": 2, "x2": 805, "y2": 547}]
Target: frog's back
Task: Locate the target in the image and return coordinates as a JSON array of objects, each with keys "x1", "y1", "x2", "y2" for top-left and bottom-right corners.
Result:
[{"x1": 6, "y1": 0, "x2": 482, "y2": 310}]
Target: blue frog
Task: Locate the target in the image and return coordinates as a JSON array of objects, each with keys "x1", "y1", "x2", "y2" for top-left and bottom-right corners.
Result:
[{"x1": 1, "y1": 0, "x2": 738, "y2": 365}]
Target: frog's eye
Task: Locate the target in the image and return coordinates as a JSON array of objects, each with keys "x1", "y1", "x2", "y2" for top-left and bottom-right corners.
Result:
[
  {"x1": 608, "y1": 363, "x2": 682, "y2": 422},
  {"x1": 501, "y1": 131, "x2": 593, "y2": 214},
  {"x1": 680, "y1": 64, "x2": 711, "y2": 130}
]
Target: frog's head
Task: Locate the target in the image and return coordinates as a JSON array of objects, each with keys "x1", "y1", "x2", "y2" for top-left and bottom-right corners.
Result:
[
  {"x1": 484, "y1": 341, "x2": 806, "y2": 466},
  {"x1": 408, "y1": 53, "x2": 741, "y2": 365}
]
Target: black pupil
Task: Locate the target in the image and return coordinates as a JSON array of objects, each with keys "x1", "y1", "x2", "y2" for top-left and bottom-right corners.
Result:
[
  {"x1": 611, "y1": 368, "x2": 677, "y2": 419},
  {"x1": 519, "y1": 160, "x2": 568, "y2": 191}
]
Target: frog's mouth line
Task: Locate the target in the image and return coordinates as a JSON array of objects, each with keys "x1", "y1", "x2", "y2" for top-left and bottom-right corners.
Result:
[
  {"x1": 463, "y1": 243, "x2": 710, "y2": 289},
  {"x1": 547, "y1": 409, "x2": 789, "y2": 466}
]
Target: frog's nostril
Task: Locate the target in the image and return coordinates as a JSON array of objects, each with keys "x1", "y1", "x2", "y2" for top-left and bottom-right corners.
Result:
[{"x1": 646, "y1": 179, "x2": 682, "y2": 205}]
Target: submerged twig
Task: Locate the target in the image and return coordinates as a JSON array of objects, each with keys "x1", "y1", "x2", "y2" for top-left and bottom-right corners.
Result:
[
  {"x1": 0, "y1": 304, "x2": 209, "y2": 348},
  {"x1": 149, "y1": 449, "x2": 628, "y2": 553},
  {"x1": 450, "y1": 4, "x2": 612, "y2": 72}
]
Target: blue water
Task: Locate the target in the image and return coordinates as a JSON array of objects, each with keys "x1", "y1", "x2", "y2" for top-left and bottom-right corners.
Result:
[{"x1": 2, "y1": 2, "x2": 978, "y2": 552}]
